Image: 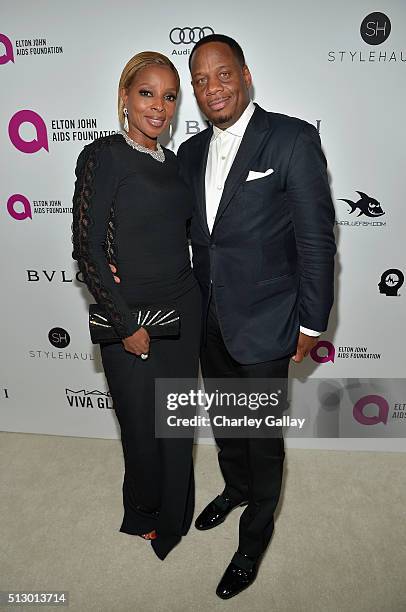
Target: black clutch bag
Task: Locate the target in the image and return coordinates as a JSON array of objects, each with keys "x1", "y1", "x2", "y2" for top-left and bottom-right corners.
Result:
[{"x1": 89, "y1": 304, "x2": 180, "y2": 344}]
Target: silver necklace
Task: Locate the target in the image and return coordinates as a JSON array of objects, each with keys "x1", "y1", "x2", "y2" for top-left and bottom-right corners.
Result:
[{"x1": 119, "y1": 130, "x2": 165, "y2": 162}]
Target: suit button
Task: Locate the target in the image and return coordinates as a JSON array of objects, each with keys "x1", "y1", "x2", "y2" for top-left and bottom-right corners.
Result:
[{"x1": 211, "y1": 244, "x2": 216, "y2": 249}]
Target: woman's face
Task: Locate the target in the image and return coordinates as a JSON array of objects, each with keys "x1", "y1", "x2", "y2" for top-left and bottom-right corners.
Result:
[{"x1": 122, "y1": 64, "x2": 178, "y2": 149}]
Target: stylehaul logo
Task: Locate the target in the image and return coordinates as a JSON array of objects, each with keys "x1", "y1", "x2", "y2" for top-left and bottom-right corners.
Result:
[
  {"x1": 328, "y1": 12, "x2": 405, "y2": 63},
  {"x1": 6, "y1": 194, "x2": 72, "y2": 221},
  {"x1": 0, "y1": 33, "x2": 63, "y2": 64},
  {"x1": 28, "y1": 327, "x2": 93, "y2": 361},
  {"x1": 311, "y1": 341, "x2": 381, "y2": 363},
  {"x1": 66, "y1": 389, "x2": 113, "y2": 410}
]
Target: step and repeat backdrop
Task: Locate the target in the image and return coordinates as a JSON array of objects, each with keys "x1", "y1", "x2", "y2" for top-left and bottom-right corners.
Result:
[{"x1": 1, "y1": 1, "x2": 405, "y2": 450}]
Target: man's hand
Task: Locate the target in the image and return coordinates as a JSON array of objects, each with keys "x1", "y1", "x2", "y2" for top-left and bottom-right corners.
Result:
[
  {"x1": 291, "y1": 332, "x2": 318, "y2": 363},
  {"x1": 123, "y1": 327, "x2": 150, "y2": 356},
  {"x1": 109, "y1": 264, "x2": 121, "y2": 284}
]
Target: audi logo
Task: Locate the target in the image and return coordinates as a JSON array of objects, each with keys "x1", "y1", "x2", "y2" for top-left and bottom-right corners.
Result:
[{"x1": 169, "y1": 27, "x2": 215, "y2": 45}]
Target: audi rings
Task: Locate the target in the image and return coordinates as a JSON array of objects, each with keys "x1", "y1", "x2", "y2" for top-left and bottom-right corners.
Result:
[{"x1": 169, "y1": 27, "x2": 215, "y2": 45}]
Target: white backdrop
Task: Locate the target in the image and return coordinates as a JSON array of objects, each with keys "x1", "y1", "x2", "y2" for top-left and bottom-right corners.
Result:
[{"x1": 1, "y1": 0, "x2": 405, "y2": 451}]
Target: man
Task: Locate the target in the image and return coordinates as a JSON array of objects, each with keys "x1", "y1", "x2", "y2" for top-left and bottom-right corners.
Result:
[
  {"x1": 177, "y1": 34, "x2": 336, "y2": 599},
  {"x1": 112, "y1": 34, "x2": 336, "y2": 599}
]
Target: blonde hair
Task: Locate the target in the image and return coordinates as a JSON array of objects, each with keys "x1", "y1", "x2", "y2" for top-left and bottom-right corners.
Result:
[{"x1": 118, "y1": 51, "x2": 180, "y2": 128}]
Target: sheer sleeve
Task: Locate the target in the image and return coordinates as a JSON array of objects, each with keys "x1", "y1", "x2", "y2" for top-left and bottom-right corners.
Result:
[{"x1": 71, "y1": 138, "x2": 140, "y2": 339}]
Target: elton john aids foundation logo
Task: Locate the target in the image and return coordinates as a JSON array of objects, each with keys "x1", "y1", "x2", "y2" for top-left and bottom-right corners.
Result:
[
  {"x1": 7, "y1": 194, "x2": 32, "y2": 220},
  {"x1": 8, "y1": 110, "x2": 48, "y2": 153},
  {"x1": 0, "y1": 33, "x2": 14, "y2": 64},
  {"x1": 310, "y1": 341, "x2": 335, "y2": 364},
  {"x1": 353, "y1": 395, "x2": 389, "y2": 425}
]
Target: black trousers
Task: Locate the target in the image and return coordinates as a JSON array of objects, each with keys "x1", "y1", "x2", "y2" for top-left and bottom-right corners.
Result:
[
  {"x1": 100, "y1": 284, "x2": 201, "y2": 560},
  {"x1": 200, "y1": 295, "x2": 291, "y2": 561}
]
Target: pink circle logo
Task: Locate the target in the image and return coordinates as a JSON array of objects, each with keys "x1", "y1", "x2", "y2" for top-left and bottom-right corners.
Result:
[
  {"x1": 7, "y1": 194, "x2": 32, "y2": 221},
  {"x1": 0, "y1": 34, "x2": 14, "y2": 65},
  {"x1": 310, "y1": 341, "x2": 335, "y2": 364},
  {"x1": 8, "y1": 110, "x2": 49, "y2": 153},
  {"x1": 353, "y1": 395, "x2": 389, "y2": 425}
]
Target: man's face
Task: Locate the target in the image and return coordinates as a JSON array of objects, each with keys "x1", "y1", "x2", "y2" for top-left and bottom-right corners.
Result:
[{"x1": 190, "y1": 42, "x2": 252, "y2": 129}]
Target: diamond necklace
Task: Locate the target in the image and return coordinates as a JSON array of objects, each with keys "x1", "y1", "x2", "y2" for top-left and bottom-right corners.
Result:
[{"x1": 119, "y1": 130, "x2": 165, "y2": 162}]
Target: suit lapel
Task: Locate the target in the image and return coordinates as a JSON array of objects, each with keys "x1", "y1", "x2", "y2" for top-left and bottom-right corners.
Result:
[{"x1": 212, "y1": 105, "x2": 271, "y2": 232}]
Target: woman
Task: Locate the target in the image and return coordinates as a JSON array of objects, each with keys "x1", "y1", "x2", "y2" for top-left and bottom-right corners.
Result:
[{"x1": 72, "y1": 52, "x2": 201, "y2": 560}]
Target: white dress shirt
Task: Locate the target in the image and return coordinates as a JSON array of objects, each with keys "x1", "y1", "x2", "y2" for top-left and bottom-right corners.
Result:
[{"x1": 204, "y1": 100, "x2": 320, "y2": 338}]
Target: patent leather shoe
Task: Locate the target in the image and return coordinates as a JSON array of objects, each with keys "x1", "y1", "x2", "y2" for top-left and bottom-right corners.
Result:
[
  {"x1": 216, "y1": 551, "x2": 261, "y2": 599},
  {"x1": 194, "y1": 494, "x2": 248, "y2": 531}
]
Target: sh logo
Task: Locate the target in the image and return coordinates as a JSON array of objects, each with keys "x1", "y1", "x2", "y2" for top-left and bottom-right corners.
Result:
[
  {"x1": 360, "y1": 12, "x2": 391, "y2": 45},
  {"x1": 48, "y1": 327, "x2": 71, "y2": 348}
]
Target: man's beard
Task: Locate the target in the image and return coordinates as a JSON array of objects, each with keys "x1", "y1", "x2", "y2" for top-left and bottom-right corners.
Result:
[{"x1": 213, "y1": 113, "x2": 233, "y2": 126}]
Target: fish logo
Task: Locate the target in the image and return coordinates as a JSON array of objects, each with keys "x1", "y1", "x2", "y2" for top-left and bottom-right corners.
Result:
[{"x1": 338, "y1": 191, "x2": 385, "y2": 217}]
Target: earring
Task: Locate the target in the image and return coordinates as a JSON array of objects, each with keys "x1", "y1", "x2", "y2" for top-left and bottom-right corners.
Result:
[
  {"x1": 123, "y1": 107, "x2": 129, "y2": 132},
  {"x1": 169, "y1": 123, "x2": 173, "y2": 140}
]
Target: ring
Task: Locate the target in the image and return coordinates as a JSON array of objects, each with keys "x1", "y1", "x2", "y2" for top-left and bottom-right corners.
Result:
[{"x1": 140, "y1": 353, "x2": 149, "y2": 360}]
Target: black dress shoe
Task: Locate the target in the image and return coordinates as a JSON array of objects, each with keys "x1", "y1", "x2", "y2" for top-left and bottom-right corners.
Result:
[
  {"x1": 216, "y1": 552, "x2": 261, "y2": 599},
  {"x1": 194, "y1": 495, "x2": 248, "y2": 531}
]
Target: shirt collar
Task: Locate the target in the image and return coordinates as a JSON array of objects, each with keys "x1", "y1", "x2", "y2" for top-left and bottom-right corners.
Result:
[{"x1": 211, "y1": 100, "x2": 255, "y2": 141}]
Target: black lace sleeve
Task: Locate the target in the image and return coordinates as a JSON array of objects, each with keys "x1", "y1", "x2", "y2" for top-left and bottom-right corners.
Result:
[{"x1": 72, "y1": 138, "x2": 141, "y2": 339}]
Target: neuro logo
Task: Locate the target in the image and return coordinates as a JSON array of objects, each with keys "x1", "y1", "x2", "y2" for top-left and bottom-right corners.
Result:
[
  {"x1": 360, "y1": 12, "x2": 391, "y2": 45},
  {"x1": 6, "y1": 194, "x2": 32, "y2": 221},
  {"x1": 48, "y1": 327, "x2": 70, "y2": 348},
  {"x1": 8, "y1": 110, "x2": 49, "y2": 153},
  {"x1": 170, "y1": 27, "x2": 214, "y2": 45},
  {"x1": 310, "y1": 341, "x2": 335, "y2": 364},
  {"x1": 378, "y1": 269, "x2": 404, "y2": 297},
  {"x1": 338, "y1": 191, "x2": 385, "y2": 218},
  {"x1": 353, "y1": 394, "x2": 389, "y2": 425},
  {"x1": 0, "y1": 33, "x2": 14, "y2": 64}
]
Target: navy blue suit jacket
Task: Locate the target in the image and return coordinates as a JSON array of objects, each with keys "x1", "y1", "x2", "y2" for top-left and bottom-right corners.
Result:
[{"x1": 177, "y1": 104, "x2": 336, "y2": 364}]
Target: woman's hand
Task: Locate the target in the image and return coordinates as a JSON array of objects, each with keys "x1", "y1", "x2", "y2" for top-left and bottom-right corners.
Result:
[{"x1": 123, "y1": 327, "x2": 150, "y2": 356}]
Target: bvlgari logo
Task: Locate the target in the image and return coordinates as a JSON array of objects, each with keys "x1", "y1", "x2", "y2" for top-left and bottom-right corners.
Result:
[
  {"x1": 65, "y1": 389, "x2": 113, "y2": 410},
  {"x1": 26, "y1": 270, "x2": 84, "y2": 283}
]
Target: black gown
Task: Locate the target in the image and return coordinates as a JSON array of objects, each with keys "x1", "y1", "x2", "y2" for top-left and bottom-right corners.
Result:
[{"x1": 72, "y1": 133, "x2": 201, "y2": 560}]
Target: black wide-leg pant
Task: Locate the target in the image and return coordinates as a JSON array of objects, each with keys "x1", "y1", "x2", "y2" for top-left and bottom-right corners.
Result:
[
  {"x1": 200, "y1": 295, "x2": 291, "y2": 561},
  {"x1": 100, "y1": 284, "x2": 201, "y2": 560}
]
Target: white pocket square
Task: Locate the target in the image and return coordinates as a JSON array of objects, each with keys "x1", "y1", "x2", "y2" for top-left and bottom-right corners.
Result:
[{"x1": 246, "y1": 168, "x2": 274, "y2": 182}]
